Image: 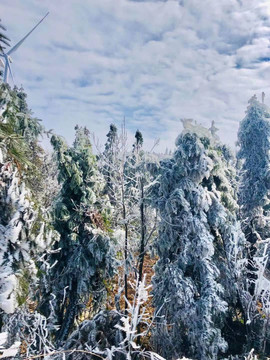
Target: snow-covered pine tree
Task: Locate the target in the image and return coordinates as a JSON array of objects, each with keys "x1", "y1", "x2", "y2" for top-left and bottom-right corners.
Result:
[
  {"x1": 0, "y1": 84, "x2": 48, "y2": 326},
  {"x1": 238, "y1": 95, "x2": 270, "y2": 270},
  {"x1": 202, "y1": 141, "x2": 247, "y2": 356},
  {"x1": 40, "y1": 126, "x2": 115, "y2": 344},
  {"x1": 152, "y1": 127, "x2": 246, "y2": 360},
  {"x1": 237, "y1": 95, "x2": 270, "y2": 353}
]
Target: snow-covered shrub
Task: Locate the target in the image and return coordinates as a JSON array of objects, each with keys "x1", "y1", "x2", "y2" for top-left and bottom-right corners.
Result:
[
  {"x1": 3, "y1": 307, "x2": 54, "y2": 358},
  {"x1": 62, "y1": 310, "x2": 124, "y2": 360},
  {"x1": 61, "y1": 275, "x2": 154, "y2": 360},
  {"x1": 114, "y1": 275, "x2": 152, "y2": 359}
]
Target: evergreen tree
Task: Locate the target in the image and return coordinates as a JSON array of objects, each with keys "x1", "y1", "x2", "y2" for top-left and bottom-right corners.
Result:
[
  {"x1": 152, "y1": 128, "x2": 245, "y2": 360},
  {"x1": 40, "y1": 126, "x2": 115, "y2": 344},
  {"x1": 134, "y1": 129, "x2": 143, "y2": 152},
  {"x1": 237, "y1": 95, "x2": 270, "y2": 353},
  {"x1": 238, "y1": 95, "x2": 270, "y2": 265},
  {"x1": 0, "y1": 84, "x2": 48, "y2": 326},
  {"x1": 0, "y1": 85, "x2": 33, "y2": 167}
]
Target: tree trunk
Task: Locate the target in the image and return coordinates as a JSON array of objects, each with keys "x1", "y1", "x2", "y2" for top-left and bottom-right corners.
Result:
[
  {"x1": 138, "y1": 180, "x2": 146, "y2": 283},
  {"x1": 56, "y1": 278, "x2": 78, "y2": 346},
  {"x1": 137, "y1": 180, "x2": 146, "y2": 345},
  {"x1": 122, "y1": 181, "x2": 128, "y2": 315}
]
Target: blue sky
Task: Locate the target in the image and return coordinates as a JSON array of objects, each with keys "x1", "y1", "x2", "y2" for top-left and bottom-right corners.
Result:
[{"x1": 1, "y1": 0, "x2": 270, "y2": 151}]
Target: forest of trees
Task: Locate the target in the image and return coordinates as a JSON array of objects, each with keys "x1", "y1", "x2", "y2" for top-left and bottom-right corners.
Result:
[{"x1": 1, "y1": 19, "x2": 270, "y2": 360}]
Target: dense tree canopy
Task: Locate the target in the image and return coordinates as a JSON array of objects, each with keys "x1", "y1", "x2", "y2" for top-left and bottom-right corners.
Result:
[{"x1": 1, "y1": 79, "x2": 270, "y2": 360}]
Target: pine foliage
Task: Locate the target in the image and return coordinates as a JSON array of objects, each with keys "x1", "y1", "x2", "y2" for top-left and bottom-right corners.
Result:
[
  {"x1": 2, "y1": 66, "x2": 270, "y2": 359},
  {"x1": 40, "y1": 126, "x2": 115, "y2": 344},
  {"x1": 237, "y1": 95, "x2": 270, "y2": 353},
  {"x1": 152, "y1": 130, "x2": 245, "y2": 360},
  {"x1": 0, "y1": 84, "x2": 49, "y2": 322}
]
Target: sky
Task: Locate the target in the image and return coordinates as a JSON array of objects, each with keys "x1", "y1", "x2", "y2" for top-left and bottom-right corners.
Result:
[{"x1": 1, "y1": 0, "x2": 270, "y2": 152}]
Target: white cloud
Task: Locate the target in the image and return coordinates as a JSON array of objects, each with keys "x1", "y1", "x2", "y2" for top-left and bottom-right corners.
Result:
[{"x1": 1, "y1": 0, "x2": 270, "y2": 152}]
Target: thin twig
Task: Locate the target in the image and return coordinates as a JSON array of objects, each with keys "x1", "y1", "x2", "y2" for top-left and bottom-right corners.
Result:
[{"x1": 23, "y1": 349, "x2": 105, "y2": 360}]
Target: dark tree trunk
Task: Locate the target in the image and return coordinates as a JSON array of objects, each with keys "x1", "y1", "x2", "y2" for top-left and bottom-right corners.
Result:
[
  {"x1": 138, "y1": 180, "x2": 146, "y2": 283},
  {"x1": 56, "y1": 278, "x2": 78, "y2": 346},
  {"x1": 137, "y1": 180, "x2": 146, "y2": 345}
]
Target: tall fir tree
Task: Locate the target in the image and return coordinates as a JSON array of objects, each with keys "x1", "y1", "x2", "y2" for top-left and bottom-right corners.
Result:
[
  {"x1": 40, "y1": 126, "x2": 115, "y2": 344},
  {"x1": 237, "y1": 94, "x2": 270, "y2": 353},
  {"x1": 152, "y1": 127, "x2": 246, "y2": 360},
  {"x1": 0, "y1": 84, "x2": 48, "y2": 327},
  {"x1": 238, "y1": 95, "x2": 270, "y2": 263}
]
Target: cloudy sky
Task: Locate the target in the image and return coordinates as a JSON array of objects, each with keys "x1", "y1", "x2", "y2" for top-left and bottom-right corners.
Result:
[{"x1": 1, "y1": 0, "x2": 270, "y2": 151}]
